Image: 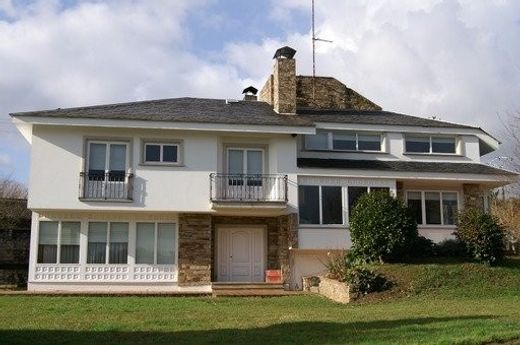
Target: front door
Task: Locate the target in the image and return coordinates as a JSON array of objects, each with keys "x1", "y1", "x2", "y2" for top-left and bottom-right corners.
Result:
[{"x1": 217, "y1": 227, "x2": 265, "y2": 282}]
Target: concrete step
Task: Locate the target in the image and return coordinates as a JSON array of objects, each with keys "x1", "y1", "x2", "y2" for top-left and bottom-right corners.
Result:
[{"x1": 212, "y1": 283, "x2": 283, "y2": 290}]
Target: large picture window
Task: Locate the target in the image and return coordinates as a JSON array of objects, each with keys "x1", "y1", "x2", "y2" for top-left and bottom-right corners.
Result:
[
  {"x1": 305, "y1": 131, "x2": 382, "y2": 152},
  {"x1": 38, "y1": 221, "x2": 80, "y2": 264},
  {"x1": 136, "y1": 223, "x2": 176, "y2": 265},
  {"x1": 405, "y1": 135, "x2": 456, "y2": 154},
  {"x1": 87, "y1": 222, "x2": 129, "y2": 264},
  {"x1": 406, "y1": 191, "x2": 458, "y2": 225},
  {"x1": 298, "y1": 186, "x2": 343, "y2": 225}
]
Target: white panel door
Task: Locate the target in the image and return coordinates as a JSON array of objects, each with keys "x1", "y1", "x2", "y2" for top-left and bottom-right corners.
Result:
[{"x1": 217, "y1": 227, "x2": 265, "y2": 282}]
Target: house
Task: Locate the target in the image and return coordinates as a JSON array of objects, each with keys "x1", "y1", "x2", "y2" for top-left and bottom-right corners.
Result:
[{"x1": 10, "y1": 46, "x2": 517, "y2": 292}]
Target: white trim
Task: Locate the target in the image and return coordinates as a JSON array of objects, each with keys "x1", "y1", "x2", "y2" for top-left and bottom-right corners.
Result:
[{"x1": 12, "y1": 116, "x2": 316, "y2": 135}]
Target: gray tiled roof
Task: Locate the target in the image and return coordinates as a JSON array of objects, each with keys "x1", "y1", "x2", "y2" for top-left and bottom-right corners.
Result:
[
  {"x1": 297, "y1": 109, "x2": 478, "y2": 130},
  {"x1": 11, "y1": 97, "x2": 485, "y2": 132},
  {"x1": 297, "y1": 158, "x2": 518, "y2": 176},
  {"x1": 10, "y1": 97, "x2": 314, "y2": 127}
]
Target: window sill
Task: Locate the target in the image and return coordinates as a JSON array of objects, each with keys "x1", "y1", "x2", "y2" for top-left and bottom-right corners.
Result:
[
  {"x1": 139, "y1": 162, "x2": 185, "y2": 167},
  {"x1": 79, "y1": 198, "x2": 134, "y2": 203},
  {"x1": 299, "y1": 224, "x2": 347, "y2": 229},
  {"x1": 417, "y1": 224, "x2": 457, "y2": 229},
  {"x1": 304, "y1": 149, "x2": 388, "y2": 154},
  {"x1": 403, "y1": 152, "x2": 461, "y2": 157}
]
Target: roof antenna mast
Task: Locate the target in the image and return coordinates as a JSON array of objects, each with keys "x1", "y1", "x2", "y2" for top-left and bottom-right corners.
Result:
[
  {"x1": 311, "y1": 0, "x2": 333, "y2": 78},
  {"x1": 311, "y1": 0, "x2": 332, "y2": 100}
]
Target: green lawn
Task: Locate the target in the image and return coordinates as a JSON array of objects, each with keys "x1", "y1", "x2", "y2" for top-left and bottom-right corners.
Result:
[{"x1": 2, "y1": 259, "x2": 520, "y2": 345}]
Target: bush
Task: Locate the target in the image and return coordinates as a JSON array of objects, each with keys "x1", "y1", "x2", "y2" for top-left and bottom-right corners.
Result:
[
  {"x1": 457, "y1": 208, "x2": 505, "y2": 265},
  {"x1": 435, "y1": 238, "x2": 468, "y2": 258},
  {"x1": 344, "y1": 265, "x2": 392, "y2": 295},
  {"x1": 349, "y1": 191, "x2": 418, "y2": 263},
  {"x1": 408, "y1": 236, "x2": 436, "y2": 258}
]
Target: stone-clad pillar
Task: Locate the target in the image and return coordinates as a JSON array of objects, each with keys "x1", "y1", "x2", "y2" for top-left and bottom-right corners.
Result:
[{"x1": 177, "y1": 213, "x2": 212, "y2": 286}]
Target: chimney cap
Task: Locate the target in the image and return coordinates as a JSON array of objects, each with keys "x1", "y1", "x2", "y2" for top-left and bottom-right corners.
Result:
[
  {"x1": 273, "y1": 46, "x2": 296, "y2": 59},
  {"x1": 242, "y1": 86, "x2": 258, "y2": 95}
]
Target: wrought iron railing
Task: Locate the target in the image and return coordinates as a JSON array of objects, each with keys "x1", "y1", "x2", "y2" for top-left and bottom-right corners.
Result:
[
  {"x1": 79, "y1": 172, "x2": 134, "y2": 201},
  {"x1": 210, "y1": 173, "x2": 288, "y2": 202}
]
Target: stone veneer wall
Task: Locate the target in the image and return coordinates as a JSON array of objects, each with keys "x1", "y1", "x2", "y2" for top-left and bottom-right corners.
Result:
[
  {"x1": 463, "y1": 183, "x2": 486, "y2": 211},
  {"x1": 177, "y1": 213, "x2": 212, "y2": 286},
  {"x1": 296, "y1": 76, "x2": 381, "y2": 111},
  {"x1": 273, "y1": 58, "x2": 296, "y2": 114}
]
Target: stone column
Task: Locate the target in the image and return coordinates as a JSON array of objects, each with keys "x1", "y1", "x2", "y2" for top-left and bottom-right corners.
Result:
[
  {"x1": 463, "y1": 184, "x2": 485, "y2": 211},
  {"x1": 177, "y1": 213, "x2": 212, "y2": 286}
]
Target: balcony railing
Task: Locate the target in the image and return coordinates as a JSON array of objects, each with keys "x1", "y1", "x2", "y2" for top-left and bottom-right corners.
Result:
[
  {"x1": 210, "y1": 173, "x2": 288, "y2": 203},
  {"x1": 79, "y1": 172, "x2": 134, "y2": 201}
]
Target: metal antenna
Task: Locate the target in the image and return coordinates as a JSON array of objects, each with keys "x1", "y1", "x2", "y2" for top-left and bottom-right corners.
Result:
[{"x1": 312, "y1": 0, "x2": 333, "y2": 78}]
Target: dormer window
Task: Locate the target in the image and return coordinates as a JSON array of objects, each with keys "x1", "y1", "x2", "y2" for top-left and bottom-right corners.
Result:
[
  {"x1": 405, "y1": 135, "x2": 457, "y2": 154},
  {"x1": 305, "y1": 131, "x2": 382, "y2": 152}
]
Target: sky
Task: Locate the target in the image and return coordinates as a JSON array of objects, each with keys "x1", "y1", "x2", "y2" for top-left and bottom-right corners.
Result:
[{"x1": 1, "y1": 0, "x2": 520, "y2": 184}]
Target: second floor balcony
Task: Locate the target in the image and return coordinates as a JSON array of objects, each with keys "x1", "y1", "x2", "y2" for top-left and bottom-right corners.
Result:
[
  {"x1": 210, "y1": 173, "x2": 288, "y2": 207},
  {"x1": 79, "y1": 172, "x2": 134, "y2": 202}
]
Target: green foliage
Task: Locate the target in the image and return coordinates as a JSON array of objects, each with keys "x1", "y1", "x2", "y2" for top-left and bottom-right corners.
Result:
[
  {"x1": 344, "y1": 265, "x2": 392, "y2": 295},
  {"x1": 435, "y1": 239, "x2": 468, "y2": 258},
  {"x1": 349, "y1": 191, "x2": 418, "y2": 263},
  {"x1": 457, "y1": 208, "x2": 505, "y2": 266},
  {"x1": 408, "y1": 236, "x2": 436, "y2": 258}
]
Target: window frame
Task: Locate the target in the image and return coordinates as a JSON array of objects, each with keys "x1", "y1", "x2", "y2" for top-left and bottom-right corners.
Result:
[
  {"x1": 298, "y1": 185, "x2": 391, "y2": 227},
  {"x1": 135, "y1": 222, "x2": 177, "y2": 265},
  {"x1": 225, "y1": 147, "x2": 265, "y2": 175},
  {"x1": 86, "y1": 139, "x2": 131, "y2": 173},
  {"x1": 404, "y1": 135, "x2": 458, "y2": 155},
  {"x1": 304, "y1": 131, "x2": 384, "y2": 153},
  {"x1": 37, "y1": 220, "x2": 81, "y2": 265},
  {"x1": 140, "y1": 139, "x2": 184, "y2": 166},
  {"x1": 86, "y1": 221, "x2": 129, "y2": 265},
  {"x1": 405, "y1": 190, "x2": 460, "y2": 227}
]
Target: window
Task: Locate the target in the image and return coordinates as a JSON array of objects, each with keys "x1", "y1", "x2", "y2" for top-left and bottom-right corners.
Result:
[
  {"x1": 305, "y1": 131, "x2": 382, "y2": 152},
  {"x1": 227, "y1": 148, "x2": 264, "y2": 186},
  {"x1": 298, "y1": 186, "x2": 343, "y2": 225},
  {"x1": 144, "y1": 143, "x2": 179, "y2": 164},
  {"x1": 88, "y1": 141, "x2": 127, "y2": 178},
  {"x1": 38, "y1": 221, "x2": 80, "y2": 264},
  {"x1": 406, "y1": 191, "x2": 459, "y2": 225},
  {"x1": 136, "y1": 223, "x2": 176, "y2": 265},
  {"x1": 405, "y1": 135, "x2": 456, "y2": 154},
  {"x1": 87, "y1": 222, "x2": 129, "y2": 264}
]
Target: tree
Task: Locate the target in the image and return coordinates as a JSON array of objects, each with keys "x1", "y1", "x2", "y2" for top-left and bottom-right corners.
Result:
[{"x1": 0, "y1": 175, "x2": 27, "y2": 199}]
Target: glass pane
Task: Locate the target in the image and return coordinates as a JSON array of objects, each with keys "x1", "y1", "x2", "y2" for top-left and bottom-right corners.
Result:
[
  {"x1": 89, "y1": 143, "x2": 106, "y2": 173},
  {"x1": 157, "y1": 223, "x2": 176, "y2": 265},
  {"x1": 305, "y1": 132, "x2": 329, "y2": 150},
  {"x1": 109, "y1": 223, "x2": 128, "y2": 264},
  {"x1": 60, "y1": 222, "x2": 80, "y2": 264},
  {"x1": 87, "y1": 222, "x2": 107, "y2": 264},
  {"x1": 163, "y1": 145, "x2": 178, "y2": 162},
  {"x1": 358, "y1": 134, "x2": 381, "y2": 151},
  {"x1": 432, "y1": 137, "x2": 456, "y2": 153},
  {"x1": 407, "y1": 192, "x2": 423, "y2": 225},
  {"x1": 442, "y1": 192, "x2": 458, "y2": 225},
  {"x1": 228, "y1": 150, "x2": 244, "y2": 174},
  {"x1": 247, "y1": 150, "x2": 263, "y2": 175},
  {"x1": 425, "y1": 192, "x2": 442, "y2": 225},
  {"x1": 136, "y1": 223, "x2": 155, "y2": 264},
  {"x1": 322, "y1": 186, "x2": 343, "y2": 224},
  {"x1": 109, "y1": 144, "x2": 126, "y2": 172},
  {"x1": 348, "y1": 187, "x2": 368, "y2": 216},
  {"x1": 333, "y1": 133, "x2": 356, "y2": 150},
  {"x1": 406, "y1": 136, "x2": 430, "y2": 153},
  {"x1": 38, "y1": 222, "x2": 58, "y2": 264},
  {"x1": 298, "y1": 186, "x2": 320, "y2": 224},
  {"x1": 145, "y1": 144, "x2": 161, "y2": 162}
]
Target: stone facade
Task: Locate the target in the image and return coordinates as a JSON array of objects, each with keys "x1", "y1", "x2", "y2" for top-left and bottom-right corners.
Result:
[
  {"x1": 296, "y1": 76, "x2": 381, "y2": 111},
  {"x1": 463, "y1": 183, "x2": 486, "y2": 211},
  {"x1": 317, "y1": 276, "x2": 351, "y2": 304},
  {"x1": 177, "y1": 213, "x2": 212, "y2": 286}
]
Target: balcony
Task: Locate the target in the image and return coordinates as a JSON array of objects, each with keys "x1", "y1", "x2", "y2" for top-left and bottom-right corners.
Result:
[
  {"x1": 210, "y1": 173, "x2": 288, "y2": 208},
  {"x1": 79, "y1": 172, "x2": 134, "y2": 201}
]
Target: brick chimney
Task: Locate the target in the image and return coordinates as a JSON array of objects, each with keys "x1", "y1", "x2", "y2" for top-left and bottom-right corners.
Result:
[{"x1": 259, "y1": 46, "x2": 297, "y2": 114}]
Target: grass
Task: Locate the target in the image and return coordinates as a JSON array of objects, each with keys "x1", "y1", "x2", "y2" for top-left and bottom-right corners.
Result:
[{"x1": 1, "y1": 258, "x2": 520, "y2": 345}]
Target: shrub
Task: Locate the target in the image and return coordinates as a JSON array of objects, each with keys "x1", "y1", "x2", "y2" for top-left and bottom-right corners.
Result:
[
  {"x1": 408, "y1": 236, "x2": 436, "y2": 258},
  {"x1": 435, "y1": 238, "x2": 468, "y2": 258},
  {"x1": 344, "y1": 265, "x2": 392, "y2": 295},
  {"x1": 457, "y1": 208, "x2": 505, "y2": 265},
  {"x1": 323, "y1": 251, "x2": 349, "y2": 280},
  {"x1": 349, "y1": 191, "x2": 418, "y2": 263}
]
